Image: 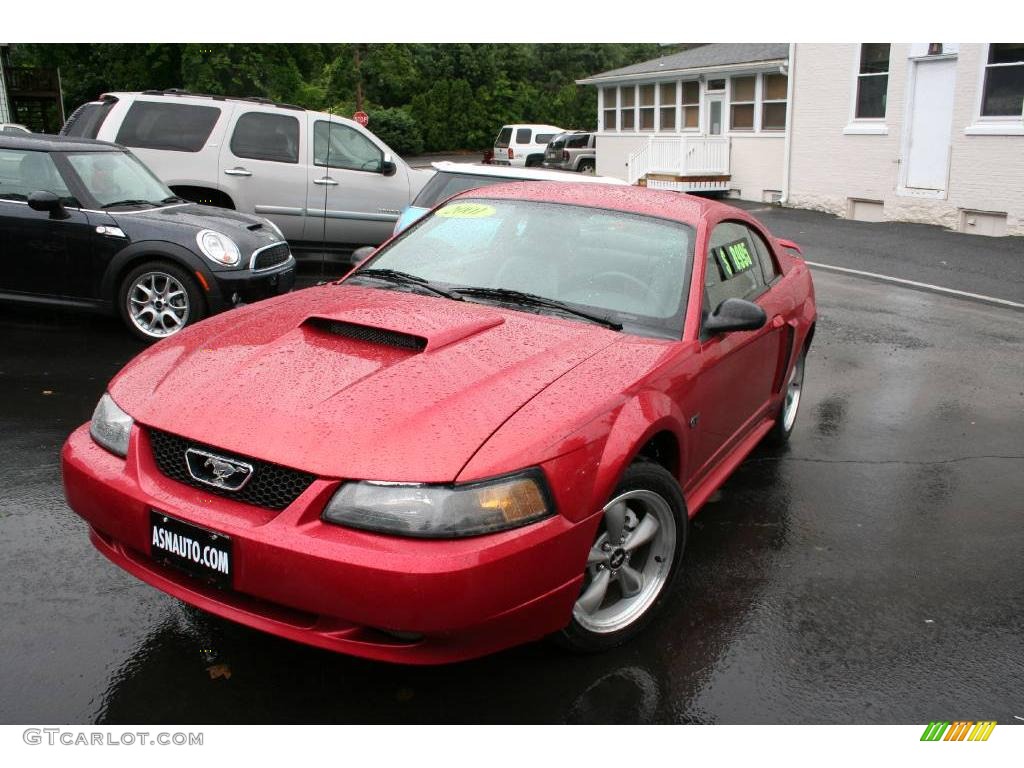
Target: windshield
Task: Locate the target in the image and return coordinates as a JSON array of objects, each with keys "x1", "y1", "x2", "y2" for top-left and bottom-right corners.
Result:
[
  {"x1": 359, "y1": 198, "x2": 694, "y2": 339},
  {"x1": 412, "y1": 172, "x2": 525, "y2": 208},
  {"x1": 64, "y1": 150, "x2": 172, "y2": 207}
]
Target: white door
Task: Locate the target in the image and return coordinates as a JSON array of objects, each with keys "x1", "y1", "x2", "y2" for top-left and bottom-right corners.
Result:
[
  {"x1": 706, "y1": 96, "x2": 724, "y2": 136},
  {"x1": 905, "y1": 59, "x2": 956, "y2": 190}
]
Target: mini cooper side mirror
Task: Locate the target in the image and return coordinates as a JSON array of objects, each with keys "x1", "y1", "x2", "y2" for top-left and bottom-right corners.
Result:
[
  {"x1": 349, "y1": 245, "x2": 376, "y2": 266},
  {"x1": 703, "y1": 298, "x2": 767, "y2": 335},
  {"x1": 381, "y1": 154, "x2": 397, "y2": 177},
  {"x1": 28, "y1": 190, "x2": 69, "y2": 220}
]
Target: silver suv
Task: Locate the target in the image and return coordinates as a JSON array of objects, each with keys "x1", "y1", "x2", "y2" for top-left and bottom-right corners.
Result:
[
  {"x1": 543, "y1": 131, "x2": 596, "y2": 174},
  {"x1": 61, "y1": 91, "x2": 431, "y2": 266}
]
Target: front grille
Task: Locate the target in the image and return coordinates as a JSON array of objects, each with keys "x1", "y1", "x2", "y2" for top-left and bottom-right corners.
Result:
[
  {"x1": 252, "y1": 243, "x2": 291, "y2": 271},
  {"x1": 306, "y1": 318, "x2": 427, "y2": 351},
  {"x1": 148, "y1": 429, "x2": 316, "y2": 510}
]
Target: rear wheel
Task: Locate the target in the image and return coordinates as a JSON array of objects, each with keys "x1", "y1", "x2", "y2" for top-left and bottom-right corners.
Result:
[
  {"x1": 557, "y1": 461, "x2": 687, "y2": 653},
  {"x1": 118, "y1": 261, "x2": 205, "y2": 342},
  {"x1": 578, "y1": 159, "x2": 596, "y2": 175}
]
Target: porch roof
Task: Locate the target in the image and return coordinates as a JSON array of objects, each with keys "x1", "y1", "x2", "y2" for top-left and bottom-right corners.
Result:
[{"x1": 577, "y1": 43, "x2": 789, "y2": 85}]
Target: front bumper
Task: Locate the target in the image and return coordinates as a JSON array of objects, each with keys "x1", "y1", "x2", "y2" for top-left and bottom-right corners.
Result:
[
  {"x1": 61, "y1": 424, "x2": 591, "y2": 664},
  {"x1": 207, "y1": 259, "x2": 296, "y2": 312}
]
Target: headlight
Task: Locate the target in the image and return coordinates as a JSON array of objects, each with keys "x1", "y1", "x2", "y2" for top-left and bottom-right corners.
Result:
[
  {"x1": 195, "y1": 229, "x2": 241, "y2": 266},
  {"x1": 322, "y1": 470, "x2": 554, "y2": 538},
  {"x1": 262, "y1": 217, "x2": 285, "y2": 240},
  {"x1": 89, "y1": 393, "x2": 134, "y2": 457}
]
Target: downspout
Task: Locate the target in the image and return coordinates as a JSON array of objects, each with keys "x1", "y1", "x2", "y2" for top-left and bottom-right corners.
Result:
[{"x1": 781, "y1": 42, "x2": 796, "y2": 206}]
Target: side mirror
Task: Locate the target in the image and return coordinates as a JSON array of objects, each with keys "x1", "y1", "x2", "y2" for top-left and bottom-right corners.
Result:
[
  {"x1": 703, "y1": 298, "x2": 767, "y2": 335},
  {"x1": 349, "y1": 245, "x2": 376, "y2": 267},
  {"x1": 28, "y1": 190, "x2": 69, "y2": 219},
  {"x1": 381, "y1": 154, "x2": 397, "y2": 177}
]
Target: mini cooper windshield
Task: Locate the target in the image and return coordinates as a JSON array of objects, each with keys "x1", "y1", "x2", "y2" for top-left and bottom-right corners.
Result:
[
  {"x1": 354, "y1": 198, "x2": 694, "y2": 338},
  {"x1": 65, "y1": 151, "x2": 175, "y2": 208}
]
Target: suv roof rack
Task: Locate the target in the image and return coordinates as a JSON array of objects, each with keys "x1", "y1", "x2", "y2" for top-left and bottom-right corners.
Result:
[{"x1": 134, "y1": 89, "x2": 307, "y2": 112}]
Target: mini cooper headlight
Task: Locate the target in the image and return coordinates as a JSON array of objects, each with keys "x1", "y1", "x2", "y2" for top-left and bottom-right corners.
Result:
[
  {"x1": 195, "y1": 229, "x2": 241, "y2": 267},
  {"x1": 89, "y1": 393, "x2": 134, "y2": 457},
  {"x1": 321, "y1": 470, "x2": 554, "y2": 538}
]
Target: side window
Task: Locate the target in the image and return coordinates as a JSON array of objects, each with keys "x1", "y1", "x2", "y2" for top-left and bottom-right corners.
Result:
[
  {"x1": 230, "y1": 112, "x2": 299, "y2": 164},
  {"x1": 566, "y1": 134, "x2": 590, "y2": 149},
  {"x1": 703, "y1": 222, "x2": 765, "y2": 314},
  {"x1": 313, "y1": 121, "x2": 383, "y2": 173},
  {"x1": 115, "y1": 102, "x2": 221, "y2": 153},
  {"x1": 746, "y1": 226, "x2": 781, "y2": 284},
  {"x1": 0, "y1": 149, "x2": 73, "y2": 202},
  {"x1": 515, "y1": 128, "x2": 532, "y2": 144},
  {"x1": 535, "y1": 133, "x2": 555, "y2": 144}
]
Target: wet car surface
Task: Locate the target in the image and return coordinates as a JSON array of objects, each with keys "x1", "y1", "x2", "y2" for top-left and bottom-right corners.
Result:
[{"x1": 1, "y1": 269, "x2": 1021, "y2": 723}]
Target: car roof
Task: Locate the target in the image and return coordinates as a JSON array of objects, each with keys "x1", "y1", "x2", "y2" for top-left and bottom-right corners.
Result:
[
  {"x1": 499, "y1": 124, "x2": 563, "y2": 131},
  {"x1": 430, "y1": 161, "x2": 627, "y2": 185},
  {"x1": 0, "y1": 133, "x2": 123, "y2": 152},
  {"x1": 453, "y1": 181, "x2": 735, "y2": 227}
]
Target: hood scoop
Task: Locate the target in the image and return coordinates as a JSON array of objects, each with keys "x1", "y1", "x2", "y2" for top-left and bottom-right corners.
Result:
[{"x1": 306, "y1": 318, "x2": 427, "y2": 351}]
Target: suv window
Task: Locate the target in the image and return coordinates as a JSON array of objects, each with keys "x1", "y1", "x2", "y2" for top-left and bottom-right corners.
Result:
[
  {"x1": 535, "y1": 133, "x2": 555, "y2": 144},
  {"x1": 566, "y1": 133, "x2": 590, "y2": 149},
  {"x1": 515, "y1": 128, "x2": 532, "y2": 144},
  {"x1": 115, "y1": 102, "x2": 221, "y2": 153},
  {"x1": 703, "y1": 222, "x2": 766, "y2": 313},
  {"x1": 313, "y1": 121, "x2": 383, "y2": 172},
  {"x1": 230, "y1": 112, "x2": 300, "y2": 164},
  {"x1": 0, "y1": 148, "x2": 73, "y2": 202},
  {"x1": 61, "y1": 99, "x2": 117, "y2": 139},
  {"x1": 495, "y1": 127, "x2": 513, "y2": 148}
]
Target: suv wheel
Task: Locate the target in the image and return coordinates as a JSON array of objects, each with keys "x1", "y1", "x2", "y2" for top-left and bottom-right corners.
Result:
[
  {"x1": 578, "y1": 159, "x2": 596, "y2": 175},
  {"x1": 557, "y1": 461, "x2": 687, "y2": 653},
  {"x1": 119, "y1": 261, "x2": 205, "y2": 342}
]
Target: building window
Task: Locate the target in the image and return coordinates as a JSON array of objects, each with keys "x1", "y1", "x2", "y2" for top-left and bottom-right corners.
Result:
[
  {"x1": 602, "y1": 86, "x2": 617, "y2": 131},
  {"x1": 981, "y1": 43, "x2": 1024, "y2": 117},
  {"x1": 730, "y1": 76, "x2": 755, "y2": 131},
  {"x1": 639, "y1": 84, "x2": 655, "y2": 130},
  {"x1": 621, "y1": 85, "x2": 635, "y2": 131},
  {"x1": 761, "y1": 73, "x2": 788, "y2": 131},
  {"x1": 855, "y1": 44, "x2": 890, "y2": 119},
  {"x1": 682, "y1": 81, "x2": 699, "y2": 128},
  {"x1": 658, "y1": 82, "x2": 677, "y2": 131},
  {"x1": 707, "y1": 78, "x2": 726, "y2": 92}
]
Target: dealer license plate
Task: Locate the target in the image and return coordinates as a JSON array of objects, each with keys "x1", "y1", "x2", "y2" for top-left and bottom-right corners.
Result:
[{"x1": 150, "y1": 511, "x2": 232, "y2": 589}]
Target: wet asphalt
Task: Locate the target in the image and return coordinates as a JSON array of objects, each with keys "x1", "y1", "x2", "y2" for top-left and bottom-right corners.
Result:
[{"x1": 1, "y1": 267, "x2": 1022, "y2": 724}]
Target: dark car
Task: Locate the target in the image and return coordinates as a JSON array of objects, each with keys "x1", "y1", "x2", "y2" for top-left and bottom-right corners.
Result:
[{"x1": 0, "y1": 134, "x2": 295, "y2": 340}]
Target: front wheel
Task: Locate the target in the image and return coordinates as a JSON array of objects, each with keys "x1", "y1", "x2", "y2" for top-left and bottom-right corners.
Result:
[
  {"x1": 767, "y1": 349, "x2": 806, "y2": 445},
  {"x1": 557, "y1": 461, "x2": 687, "y2": 653},
  {"x1": 118, "y1": 261, "x2": 205, "y2": 342}
]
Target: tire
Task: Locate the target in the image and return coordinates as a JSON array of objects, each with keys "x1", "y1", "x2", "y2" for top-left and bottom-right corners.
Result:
[
  {"x1": 118, "y1": 260, "x2": 206, "y2": 342},
  {"x1": 557, "y1": 461, "x2": 688, "y2": 653},
  {"x1": 766, "y1": 348, "x2": 806, "y2": 445},
  {"x1": 577, "y1": 159, "x2": 596, "y2": 175}
]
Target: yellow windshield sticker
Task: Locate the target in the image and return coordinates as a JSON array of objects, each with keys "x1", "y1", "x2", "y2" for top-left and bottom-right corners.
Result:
[{"x1": 436, "y1": 203, "x2": 496, "y2": 219}]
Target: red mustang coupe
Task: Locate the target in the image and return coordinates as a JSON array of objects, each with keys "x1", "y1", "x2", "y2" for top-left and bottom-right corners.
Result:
[{"x1": 62, "y1": 183, "x2": 816, "y2": 663}]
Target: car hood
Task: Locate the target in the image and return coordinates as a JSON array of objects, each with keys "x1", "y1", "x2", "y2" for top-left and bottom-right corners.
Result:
[
  {"x1": 109, "y1": 203, "x2": 277, "y2": 240},
  {"x1": 108, "y1": 285, "x2": 620, "y2": 483}
]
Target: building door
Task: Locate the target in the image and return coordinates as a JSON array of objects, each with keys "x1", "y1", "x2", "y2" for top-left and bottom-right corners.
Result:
[
  {"x1": 706, "y1": 95, "x2": 724, "y2": 135},
  {"x1": 904, "y1": 58, "x2": 956, "y2": 190}
]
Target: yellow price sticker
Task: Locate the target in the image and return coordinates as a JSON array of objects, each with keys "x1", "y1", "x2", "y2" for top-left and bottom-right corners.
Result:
[{"x1": 436, "y1": 203, "x2": 496, "y2": 219}]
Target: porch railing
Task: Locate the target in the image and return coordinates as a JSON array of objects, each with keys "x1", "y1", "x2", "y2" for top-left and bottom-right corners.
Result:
[{"x1": 627, "y1": 136, "x2": 730, "y2": 184}]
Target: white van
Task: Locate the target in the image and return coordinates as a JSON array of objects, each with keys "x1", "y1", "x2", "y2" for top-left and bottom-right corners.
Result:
[
  {"x1": 492, "y1": 124, "x2": 563, "y2": 168},
  {"x1": 61, "y1": 91, "x2": 432, "y2": 260}
]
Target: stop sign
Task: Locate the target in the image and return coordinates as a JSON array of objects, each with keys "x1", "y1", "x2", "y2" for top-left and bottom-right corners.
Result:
[{"x1": 353, "y1": 111, "x2": 369, "y2": 127}]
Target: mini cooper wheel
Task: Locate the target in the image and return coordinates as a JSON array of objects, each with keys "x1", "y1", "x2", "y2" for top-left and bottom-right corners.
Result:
[
  {"x1": 119, "y1": 261, "x2": 205, "y2": 342},
  {"x1": 558, "y1": 461, "x2": 687, "y2": 652},
  {"x1": 767, "y1": 349, "x2": 806, "y2": 445}
]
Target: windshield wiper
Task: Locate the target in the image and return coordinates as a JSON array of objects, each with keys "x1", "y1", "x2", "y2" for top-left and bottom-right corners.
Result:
[
  {"x1": 101, "y1": 199, "x2": 157, "y2": 209},
  {"x1": 450, "y1": 287, "x2": 622, "y2": 330},
  {"x1": 349, "y1": 268, "x2": 464, "y2": 301},
  {"x1": 160, "y1": 195, "x2": 187, "y2": 204}
]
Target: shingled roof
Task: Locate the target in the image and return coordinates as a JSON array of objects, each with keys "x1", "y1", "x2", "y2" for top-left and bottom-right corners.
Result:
[{"x1": 577, "y1": 43, "x2": 789, "y2": 84}]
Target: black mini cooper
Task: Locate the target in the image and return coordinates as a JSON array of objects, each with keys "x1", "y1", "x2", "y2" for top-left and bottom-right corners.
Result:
[{"x1": 0, "y1": 134, "x2": 295, "y2": 340}]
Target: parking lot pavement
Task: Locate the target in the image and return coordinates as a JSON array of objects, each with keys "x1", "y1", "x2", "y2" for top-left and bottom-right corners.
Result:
[
  {"x1": 1, "y1": 270, "x2": 1022, "y2": 724},
  {"x1": 727, "y1": 199, "x2": 1024, "y2": 305}
]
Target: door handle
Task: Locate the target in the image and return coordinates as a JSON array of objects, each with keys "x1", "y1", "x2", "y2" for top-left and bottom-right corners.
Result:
[
  {"x1": 224, "y1": 167, "x2": 252, "y2": 177},
  {"x1": 313, "y1": 177, "x2": 338, "y2": 186}
]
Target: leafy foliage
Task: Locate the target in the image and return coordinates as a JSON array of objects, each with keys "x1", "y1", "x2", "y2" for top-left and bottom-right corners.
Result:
[{"x1": 11, "y1": 43, "x2": 670, "y2": 153}]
